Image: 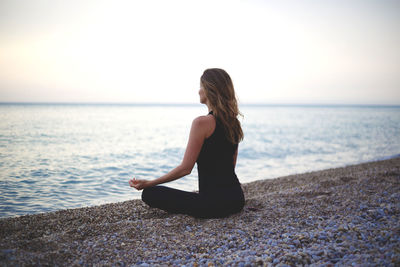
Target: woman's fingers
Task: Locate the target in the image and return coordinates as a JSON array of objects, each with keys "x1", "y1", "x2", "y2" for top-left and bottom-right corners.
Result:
[
  {"x1": 129, "y1": 178, "x2": 138, "y2": 188},
  {"x1": 129, "y1": 178, "x2": 147, "y2": 190}
]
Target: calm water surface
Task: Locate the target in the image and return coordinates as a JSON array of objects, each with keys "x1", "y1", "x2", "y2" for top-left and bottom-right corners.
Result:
[{"x1": 1, "y1": 104, "x2": 399, "y2": 218}]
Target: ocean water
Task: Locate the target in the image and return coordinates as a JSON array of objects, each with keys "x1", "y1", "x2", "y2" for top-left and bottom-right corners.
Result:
[{"x1": 0, "y1": 103, "x2": 399, "y2": 218}]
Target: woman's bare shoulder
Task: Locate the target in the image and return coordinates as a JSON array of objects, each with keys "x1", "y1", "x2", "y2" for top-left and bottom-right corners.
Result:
[
  {"x1": 192, "y1": 114, "x2": 216, "y2": 137},
  {"x1": 193, "y1": 114, "x2": 215, "y2": 125}
]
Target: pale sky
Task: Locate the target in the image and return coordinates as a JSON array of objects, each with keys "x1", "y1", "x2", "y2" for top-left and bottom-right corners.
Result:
[{"x1": 0, "y1": 0, "x2": 399, "y2": 104}]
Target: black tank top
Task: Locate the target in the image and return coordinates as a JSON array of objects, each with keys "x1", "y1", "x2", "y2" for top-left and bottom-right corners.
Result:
[{"x1": 196, "y1": 112, "x2": 240, "y2": 193}]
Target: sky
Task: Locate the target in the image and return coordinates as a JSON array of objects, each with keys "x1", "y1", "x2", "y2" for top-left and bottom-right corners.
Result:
[{"x1": 0, "y1": 0, "x2": 399, "y2": 105}]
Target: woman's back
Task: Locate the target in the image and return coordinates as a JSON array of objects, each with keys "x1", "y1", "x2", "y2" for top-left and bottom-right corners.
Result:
[{"x1": 197, "y1": 112, "x2": 240, "y2": 193}]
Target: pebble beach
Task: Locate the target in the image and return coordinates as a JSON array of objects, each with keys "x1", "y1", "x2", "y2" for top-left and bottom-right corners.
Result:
[{"x1": 1, "y1": 157, "x2": 399, "y2": 266}]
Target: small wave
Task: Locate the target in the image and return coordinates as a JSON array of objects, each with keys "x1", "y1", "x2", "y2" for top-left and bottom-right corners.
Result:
[
  {"x1": 20, "y1": 179, "x2": 36, "y2": 184},
  {"x1": 94, "y1": 166, "x2": 122, "y2": 173},
  {"x1": 31, "y1": 170, "x2": 45, "y2": 177},
  {"x1": 61, "y1": 179, "x2": 82, "y2": 185},
  {"x1": 105, "y1": 166, "x2": 121, "y2": 171},
  {"x1": 376, "y1": 154, "x2": 400, "y2": 161}
]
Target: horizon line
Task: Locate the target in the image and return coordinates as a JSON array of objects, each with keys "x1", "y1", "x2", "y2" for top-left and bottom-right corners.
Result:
[{"x1": 1, "y1": 101, "x2": 400, "y2": 108}]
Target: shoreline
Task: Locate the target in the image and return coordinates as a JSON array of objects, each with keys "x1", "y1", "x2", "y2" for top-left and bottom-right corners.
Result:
[
  {"x1": 1, "y1": 157, "x2": 399, "y2": 266},
  {"x1": 3, "y1": 155, "x2": 400, "y2": 220}
]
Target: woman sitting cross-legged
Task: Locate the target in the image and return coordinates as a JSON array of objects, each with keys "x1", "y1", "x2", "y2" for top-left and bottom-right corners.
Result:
[{"x1": 129, "y1": 68, "x2": 245, "y2": 218}]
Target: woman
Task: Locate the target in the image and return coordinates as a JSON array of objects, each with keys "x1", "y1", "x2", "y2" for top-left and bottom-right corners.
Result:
[{"x1": 129, "y1": 68, "x2": 245, "y2": 218}]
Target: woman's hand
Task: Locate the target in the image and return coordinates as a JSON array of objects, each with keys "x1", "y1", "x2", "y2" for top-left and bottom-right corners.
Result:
[{"x1": 129, "y1": 177, "x2": 151, "y2": 190}]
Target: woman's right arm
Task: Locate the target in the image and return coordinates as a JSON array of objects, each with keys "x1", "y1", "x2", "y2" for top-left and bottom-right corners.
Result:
[{"x1": 130, "y1": 115, "x2": 215, "y2": 190}]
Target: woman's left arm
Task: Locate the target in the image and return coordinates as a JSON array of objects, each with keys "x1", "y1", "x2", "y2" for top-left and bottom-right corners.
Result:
[{"x1": 130, "y1": 116, "x2": 212, "y2": 190}]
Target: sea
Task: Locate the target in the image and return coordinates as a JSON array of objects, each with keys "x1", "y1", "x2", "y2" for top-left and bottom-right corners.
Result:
[{"x1": 1, "y1": 103, "x2": 399, "y2": 218}]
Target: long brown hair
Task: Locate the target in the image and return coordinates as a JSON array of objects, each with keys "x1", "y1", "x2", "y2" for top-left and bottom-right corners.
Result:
[{"x1": 200, "y1": 68, "x2": 244, "y2": 144}]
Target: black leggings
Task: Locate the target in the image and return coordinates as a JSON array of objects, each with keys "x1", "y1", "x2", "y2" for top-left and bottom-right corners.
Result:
[{"x1": 142, "y1": 185, "x2": 245, "y2": 218}]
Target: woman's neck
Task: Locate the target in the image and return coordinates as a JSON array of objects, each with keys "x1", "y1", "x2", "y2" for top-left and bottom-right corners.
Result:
[{"x1": 206, "y1": 103, "x2": 212, "y2": 112}]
